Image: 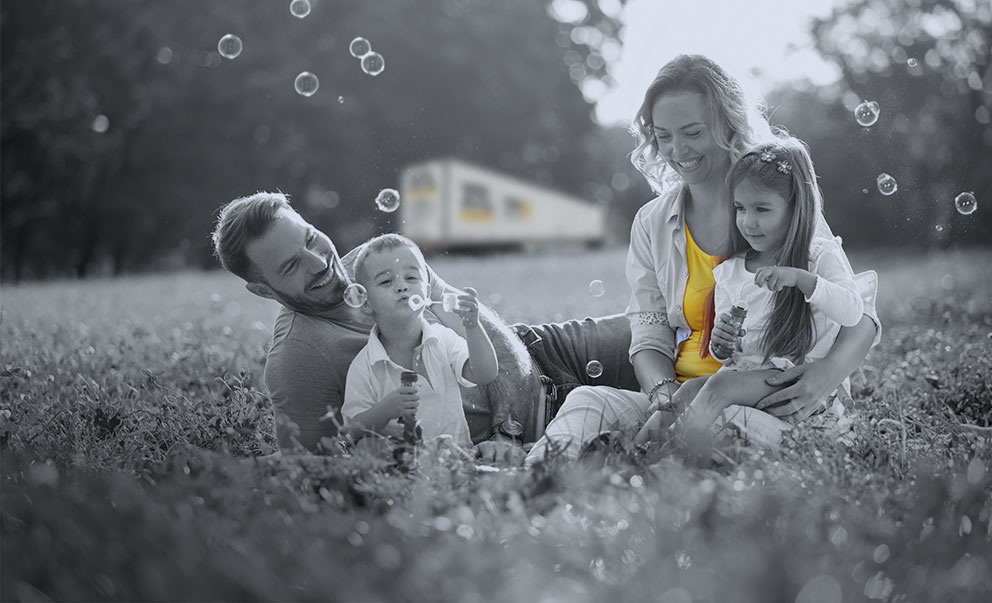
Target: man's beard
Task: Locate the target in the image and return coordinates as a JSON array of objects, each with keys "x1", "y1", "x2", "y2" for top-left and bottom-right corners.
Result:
[{"x1": 276, "y1": 291, "x2": 336, "y2": 314}]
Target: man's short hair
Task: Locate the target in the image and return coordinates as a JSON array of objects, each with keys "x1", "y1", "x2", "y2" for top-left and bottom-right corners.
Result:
[
  {"x1": 212, "y1": 192, "x2": 292, "y2": 282},
  {"x1": 354, "y1": 233, "x2": 426, "y2": 285}
]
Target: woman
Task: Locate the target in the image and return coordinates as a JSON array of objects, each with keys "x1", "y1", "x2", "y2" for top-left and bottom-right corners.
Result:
[{"x1": 525, "y1": 54, "x2": 880, "y2": 464}]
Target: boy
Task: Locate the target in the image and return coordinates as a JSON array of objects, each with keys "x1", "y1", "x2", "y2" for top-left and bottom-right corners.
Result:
[{"x1": 342, "y1": 234, "x2": 498, "y2": 447}]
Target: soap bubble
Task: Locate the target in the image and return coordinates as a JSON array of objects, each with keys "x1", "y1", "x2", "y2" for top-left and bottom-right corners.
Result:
[
  {"x1": 294, "y1": 71, "x2": 319, "y2": 97},
  {"x1": 907, "y1": 58, "x2": 918, "y2": 68},
  {"x1": 375, "y1": 188, "x2": 401, "y2": 213},
  {"x1": 337, "y1": 96, "x2": 344, "y2": 104},
  {"x1": 217, "y1": 34, "x2": 243, "y2": 59},
  {"x1": 343, "y1": 283, "x2": 367, "y2": 308},
  {"x1": 588, "y1": 280, "x2": 605, "y2": 297},
  {"x1": 585, "y1": 360, "x2": 604, "y2": 379},
  {"x1": 361, "y1": 52, "x2": 385, "y2": 76},
  {"x1": 934, "y1": 224, "x2": 943, "y2": 232},
  {"x1": 408, "y1": 294, "x2": 427, "y2": 311},
  {"x1": 349, "y1": 37, "x2": 371, "y2": 58},
  {"x1": 289, "y1": 0, "x2": 310, "y2": 18},
  {"x1": 954, "y1": 191, "x2": 977, "y2": 215},
  {"x1": 854, "y1": 101, "x2": 880, "y2": 127},
  {"x1": 876, "y1": 173, "x2": 898, "y2": 196},
  {"x1": 91, "y1": 115, "x2": 109, "y2": 133}
]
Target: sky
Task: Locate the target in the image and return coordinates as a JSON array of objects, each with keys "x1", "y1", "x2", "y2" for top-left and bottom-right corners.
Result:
[{"x1": 594, "y1": 0, "x2": 843, "y2": 125}]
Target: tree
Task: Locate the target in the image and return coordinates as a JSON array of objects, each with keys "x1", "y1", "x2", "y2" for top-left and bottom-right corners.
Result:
[
  {"x1": 801, "y1": 0, "x2": 992, "y2": 248},
  {"x1": 1, "y1": 0, "x2": 629, "y2": 279}
]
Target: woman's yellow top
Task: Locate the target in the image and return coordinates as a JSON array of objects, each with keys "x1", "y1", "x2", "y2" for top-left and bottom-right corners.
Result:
[{"x1": 674, "y1": 226, "x2": 724, "y2": 382}]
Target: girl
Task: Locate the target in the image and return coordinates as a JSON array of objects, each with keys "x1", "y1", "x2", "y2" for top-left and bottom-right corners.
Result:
[{"x1": 636, "y1": 137, "x2": 870, "y2": 447}]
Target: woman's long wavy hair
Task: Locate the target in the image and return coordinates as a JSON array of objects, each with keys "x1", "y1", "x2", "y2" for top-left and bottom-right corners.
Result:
[
  {"x1": 629, "y1": 54, "x2": 774, "y2": 195},
  {"x1": 726, "y1": 136, "x2": 823, "y2": 363}
]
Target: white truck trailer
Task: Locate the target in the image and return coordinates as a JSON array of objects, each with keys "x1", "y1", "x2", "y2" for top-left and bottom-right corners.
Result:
[{"x1": 399, "y1": 158, "x2": 604, "y2": 251}]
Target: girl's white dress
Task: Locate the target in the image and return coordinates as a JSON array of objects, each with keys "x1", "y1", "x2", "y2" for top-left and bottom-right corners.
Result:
[{"x1": 709, "y1": 235, "x2": 870, "y2": 445}]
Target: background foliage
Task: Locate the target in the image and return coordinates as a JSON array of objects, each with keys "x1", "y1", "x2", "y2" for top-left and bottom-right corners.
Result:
[{"x1": 2, "y1": 0, "x2": 990, "y2": 280}]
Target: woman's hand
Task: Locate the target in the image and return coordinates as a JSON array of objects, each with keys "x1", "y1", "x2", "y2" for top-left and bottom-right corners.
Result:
[{"x1": 756, "y1": 358, "x2": 841, "y2": 423}]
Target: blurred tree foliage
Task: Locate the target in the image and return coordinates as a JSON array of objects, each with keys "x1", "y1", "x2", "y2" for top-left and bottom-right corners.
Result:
[
  {"x1": 770, "y1": 0, "x2": 990, "y2": 249},
  {"x1": 1, "y1": 0, "x2": 629, "y2": 280}
]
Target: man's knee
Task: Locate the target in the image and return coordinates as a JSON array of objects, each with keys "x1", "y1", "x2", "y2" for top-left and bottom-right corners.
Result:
[{"x1": 561, "y1": 385, "x2": 603, "y2": 409}]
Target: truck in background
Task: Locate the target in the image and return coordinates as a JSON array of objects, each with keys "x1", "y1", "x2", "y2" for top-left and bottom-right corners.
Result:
[{"x1": 399, "y1": 158, "x2": 604, "y2": 251}]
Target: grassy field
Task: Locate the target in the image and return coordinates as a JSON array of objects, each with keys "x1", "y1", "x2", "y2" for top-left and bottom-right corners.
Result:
[{"x1": 2, "y1": 247, "x2": 990, "y2": 602}]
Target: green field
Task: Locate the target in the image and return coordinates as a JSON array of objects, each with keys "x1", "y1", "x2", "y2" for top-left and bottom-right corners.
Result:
[{"x1": 2, "y1": 247, "x2": 990, "y2": 602}]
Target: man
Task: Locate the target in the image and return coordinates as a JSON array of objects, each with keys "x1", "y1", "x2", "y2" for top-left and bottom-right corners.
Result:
[{"x1": 211, "y1": 191, "x2": 639, "y2": 461}]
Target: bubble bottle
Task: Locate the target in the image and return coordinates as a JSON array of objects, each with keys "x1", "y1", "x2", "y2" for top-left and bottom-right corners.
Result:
[
  {"x1": 711, "y1": 304, "x2": 747, "y2": 360},
  {"x1": 399, "y1": 371, "x2": 422, "y2": 445}
]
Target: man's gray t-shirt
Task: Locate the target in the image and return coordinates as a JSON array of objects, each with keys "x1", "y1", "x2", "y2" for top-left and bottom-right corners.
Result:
[{"x1": 264, "y1": 307, "x2": 371, "y2": 451}]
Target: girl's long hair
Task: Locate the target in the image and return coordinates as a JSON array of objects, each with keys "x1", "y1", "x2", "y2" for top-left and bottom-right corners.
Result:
[
  {"x1": 726, "y1": 136, "x2": 822, "y2": 363},
  {"x1": 629, "y1": 54, "x2": 775, "y2": 195}
]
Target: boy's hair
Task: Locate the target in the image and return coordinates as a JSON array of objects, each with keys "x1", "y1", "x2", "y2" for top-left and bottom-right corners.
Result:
[
  {"x1": 629, "y1": 54, "x2": 775, "y2": 194},
  {"x1": 211, "y1": 191, "x2": 292, "y2": 283},
  {"x1": 353, "y1": 233, "x2": 427, "y2": 285},
  {"x1": 725, "y1": 136, "x2": 822, "y2": 363}
]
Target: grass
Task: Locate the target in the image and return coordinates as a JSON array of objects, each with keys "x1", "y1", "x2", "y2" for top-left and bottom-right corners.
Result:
[{"x1": 2, "y1": 246, "x2": 990, "y2": 602}]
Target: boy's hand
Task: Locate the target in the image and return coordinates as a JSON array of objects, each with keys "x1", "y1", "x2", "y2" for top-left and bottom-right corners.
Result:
[
  {"x1": 379, "y1": 386, "x2": 419, "y2": 420},
  {"x1": 754, "y1": 266, "x2": 802, "y2": 292},
  {"x1": 453, "y1": 286, "x2": 481, "y2": 328},
  {"x1": 711, "y1": 310, "x2": 744, "y2": 356}
]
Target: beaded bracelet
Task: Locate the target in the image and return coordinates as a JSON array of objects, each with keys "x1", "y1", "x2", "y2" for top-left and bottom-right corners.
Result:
[{"x1": 646, "y1": 377, "x2": 678, "y2": 405}]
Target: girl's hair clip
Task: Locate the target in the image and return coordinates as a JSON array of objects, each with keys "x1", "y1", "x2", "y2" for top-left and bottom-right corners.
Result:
[
  {"x1": 776, "y1": 160, "x2": 792, "y2": 175},
  {"x1": 759, "y1": 150, "x2": 775, "y2": 163}
]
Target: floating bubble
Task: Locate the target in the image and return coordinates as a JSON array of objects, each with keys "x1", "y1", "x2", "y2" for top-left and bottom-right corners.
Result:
[
  {"x1": 361, "y1": 52, "x2": 385, "y2": 76},
  {"x1": 349, "y1": 37, "x2": 371, "y2": 58},
  {"x1": 954, "y1": 191, "x2": 977, "y2": 215},
  {"x1": 907, "y1": 58, "x2": 918, "y2": 68},
  {"x1": 408, "y1": 295, "x2": 423, "y2": 311},
  {"x1": 337, "y1": 96, "x2": 344, "y2": 104},
  {"x1": 862, "y1": 188, "x2": 869, "y2": 194},
  {"x1": 375, "y1": 188, "x2": 400, "y2": 212},
  {"x1": 589, "y1": 279, "x2": 605, "y2": 297},
  {"x1": 294, "y1": 71, "x2": 319, "y2": 97},
  {"x1": 343, "y1": 283, "x2": 367, "y2": 307},
  {"x1": 934, "y1": 224, "x2": 943, "y2": 232},
  {"x1": 854, "y1": 100, "x2": 880, "y2": 127},
  {"x1": 217, "y1": 34, "x2": 243, "y2": 59},
  {"x1": 91, "y1": 115, "x2": 109, "y2": 133},
  {"x1": 289, "y1": 0, "x2": 310, "y2": 18},
  {"x1": 876, "y1": 173, "x2": 898, "y2": 196},
  {"x1": 585, "y1": 360, "x2": 604, "y2": 379}
]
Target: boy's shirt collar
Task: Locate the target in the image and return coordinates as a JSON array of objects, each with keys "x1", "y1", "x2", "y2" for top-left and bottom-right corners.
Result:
[{"x1": 367, "y1": 318, "x2": 442, "y2": 368}]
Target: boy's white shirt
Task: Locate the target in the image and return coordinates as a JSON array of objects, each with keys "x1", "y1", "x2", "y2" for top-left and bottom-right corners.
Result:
[
  {"x1": 712, "y1": 234, "x2": 870, "y2": 394},
  {"x1": 342, "y1": 318, "x2": 475, "y2": 446}
]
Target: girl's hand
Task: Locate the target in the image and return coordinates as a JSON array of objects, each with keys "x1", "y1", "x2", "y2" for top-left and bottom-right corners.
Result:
[
  {"x1": 754, "y1": 266, "x2": 801, "y2": 292},
  {"x1": 379, "y1": 386, "x2": 419, "y2": 420},
  {"x1": 711, "y1": 310, "x2": 744, "y2": 357},
  {"x1": 453, "y1": 286, "x2": 480, "y2": 328}
]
